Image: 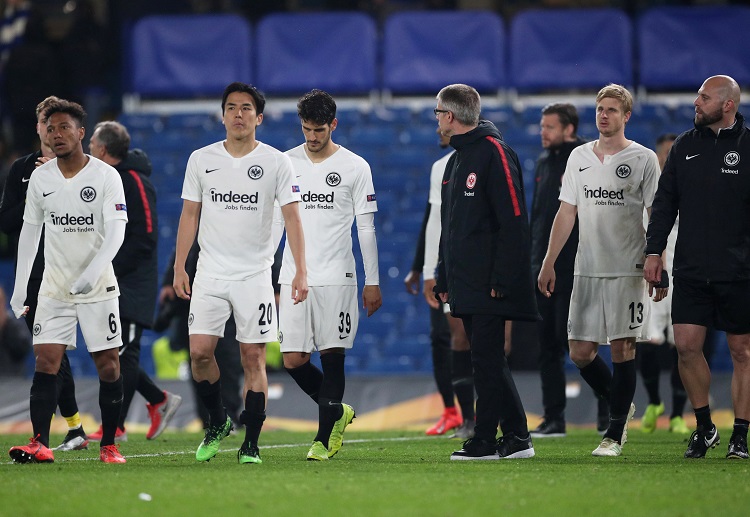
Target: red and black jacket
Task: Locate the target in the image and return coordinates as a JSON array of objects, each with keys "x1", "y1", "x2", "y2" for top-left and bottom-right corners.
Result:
[
  {"x1": 436, "y1": 120, "x2": 539, "y2": 320},
  {"x1": 113, "y1": 149, "x2": 159, "y2": 327}
]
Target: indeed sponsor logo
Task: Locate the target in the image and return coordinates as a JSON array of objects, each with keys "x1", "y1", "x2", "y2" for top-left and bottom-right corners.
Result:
[
  {"x1": 301, "y1": 191, "x2": 334, "y2": 203},
  {"x1": 50, "y1": 212, "x2": 94, "y2": 226},
  {"x1": 583, "y1": 185, "x2": 624, "y2": 200},
  {"x1": 209, "y1": 189, "x2": 258, "y2": 203},
  {"x1": 721, "y1": 168, "x2": 739, "y2": 175}
]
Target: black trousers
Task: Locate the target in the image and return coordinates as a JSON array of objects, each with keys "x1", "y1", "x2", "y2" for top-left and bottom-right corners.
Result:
[
  {"x1": 535, "y1": 288, "x2": 572, "y2": 422},
  {"x1": 118, "y1": 319, "x2": 165, "y2": 428},
  {"x1": 461, "y1": 313, "x2": 528, "y2": 441}
]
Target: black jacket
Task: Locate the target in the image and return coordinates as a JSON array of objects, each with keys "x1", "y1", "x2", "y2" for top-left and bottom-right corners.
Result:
[
  {"x1": 0, "y1": 151, "x2": 45, "y2": 283},
  {"x1": 530, "y1": 138, "x2": 585, "y2": 290},
  {"x1": 113, "y1": 149, "x2": 159, "y2": 327},
  {"x1": 436, "y1": 120, "x2": 539, "y2": 320},
  {"x1": 646, "y1": 112, "x2": 750, "y2": 282}
]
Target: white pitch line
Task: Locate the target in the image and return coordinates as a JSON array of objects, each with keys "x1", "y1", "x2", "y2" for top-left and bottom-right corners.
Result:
[{"x1": 3, "y1": 435, "x2": 435, "y2": 463}]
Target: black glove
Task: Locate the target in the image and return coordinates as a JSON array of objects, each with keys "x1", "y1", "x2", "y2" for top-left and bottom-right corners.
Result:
[{"x1": 654, "y1": 269, "x2": 669, "y2": 288}]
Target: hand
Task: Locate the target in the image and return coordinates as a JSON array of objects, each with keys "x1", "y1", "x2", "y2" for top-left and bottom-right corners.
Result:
[
  {"x1": 437, "y1": 292, "x2": 448, "y2": 304},
  {"x1": 70, "y1": 271, "x2": 97, "y2": 295},
  {"x1": 10, "y1": 289, "x2": 28, "y2": 318},
  {"x1": 403, "y1": 270, "x2": 420, "y2": 295},
  {"x1": 652, "y1": 286, "x2": 668, "y2": 302},
  {"x1": 422, "y1": 278, "x2": 439, "y2": 309},
  {"x1": 34, "y1": 156, "x2": 51, "y2": 168},
  {"x1": 362, "y1": 285, "x2": 382, "y2": 317},
  {"x1": 173, "y1": 269, "x2": 192, "y2": 300},
  {"x1": 537, "y1": 262, "x2": 556, "y2": 298},
  {"x1": 290, "y1": 272, "x2": 309, "y2": 305},
  {"x1": 159, "y1": 285, "x2": 176, "y2": 304},
  {"x1": 643, "y1": 255, "x2": 663, "y2": 297}
]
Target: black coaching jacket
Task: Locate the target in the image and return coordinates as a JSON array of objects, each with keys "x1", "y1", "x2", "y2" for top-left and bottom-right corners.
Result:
[
  {"x1": 530, "y1": 137, "x2": 585, "y2": 291},
  {"x1": 0, "y1": 151, "x2": 46, "y2": 284},
  {"x1": 113, "y1": 149, "x2": 159, "y2": 327},
  {"x1": 646, "y1": 112, "x2": 750, "y2": 282},
  {"x1": 436, "y1": 120, "x2": 539, "y2": 320}
]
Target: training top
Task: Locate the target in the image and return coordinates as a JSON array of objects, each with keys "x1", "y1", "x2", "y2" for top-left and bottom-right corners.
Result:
[
  {"x1": 279, "y1": 144, "x2": 377, "y2": 286},
  {"x1": 182, "y1": 141, "x2": 301, "y2": 280},
  {"x1": 24, "y1": 156, "x2": 127, "y2": 302},
  {"x1": 559, "y1": 141, "x2": 659, "y2": 277},
  {"x1": 428, "y1": 151, "x2": 454, "y2": 207}
]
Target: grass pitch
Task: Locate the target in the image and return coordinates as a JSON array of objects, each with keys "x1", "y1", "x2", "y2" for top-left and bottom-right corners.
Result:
[{"x1": 1, "y1": 429, "x2": 747, "y2": 517}]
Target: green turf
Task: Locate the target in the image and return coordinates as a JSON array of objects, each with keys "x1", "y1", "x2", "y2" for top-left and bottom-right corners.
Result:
[{"x1": 1, "y1": 429, "x2": 747, "y2": 516}]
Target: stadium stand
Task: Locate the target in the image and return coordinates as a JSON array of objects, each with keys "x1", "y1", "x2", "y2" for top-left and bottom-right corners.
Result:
[
  {"x1": 382, "y1": 11, "x2": 506, "y2": 94},
  {"x1": 52, "y1": 7, "x2": 733, "y2": 375},
  {"x1": 129, "y1": 14, "x2": 252, "y2": 97},
  {"x1": 255, "y1": 12, "x2": 377, "y2": 95},
  {"x1": 509, "y1": 8, "x2": 633, "y2": 91},
  {"x1": 109, "y1": 99, "x2": 734, "y2": 375},
  {"x1": 637, "y1": 6, "x2": 750, "y2": 90}
]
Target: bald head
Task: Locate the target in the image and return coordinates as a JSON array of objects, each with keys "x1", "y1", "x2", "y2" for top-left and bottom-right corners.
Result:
[
  {"x1": 705, "y1": 75, "x2": 740, "y2": 107},
  {"x1": 695, "y1": 75, "x2": 741, "y2": 131}
]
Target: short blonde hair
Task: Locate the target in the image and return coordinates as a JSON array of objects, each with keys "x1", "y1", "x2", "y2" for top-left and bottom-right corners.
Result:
[
  {"x1": 596, "y1": 84, "x2": 633, "y2": 114},
  {"x1": 35, "y1": 96, "x2": 62, "y2": 121}
]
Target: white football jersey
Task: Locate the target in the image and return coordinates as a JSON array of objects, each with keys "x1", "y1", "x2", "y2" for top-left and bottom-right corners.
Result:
[
  {"x1": 24, "y1": 156, "x2": 127, "y2": 302},
  {"x1": 279, "y1": 144, "x2": 377, "y2": 286},
  {"x1": 182, "y1": 141, "x2": 301, "y2": 280},
  {"x1": 428, "y1": 151, "x2": 454, "y2": 207},
  {"x1": 424, "y1": 151, "x2": 454, "y2": 278},
  {"x1": 559, "y1": 141, "x2": 659, "y2": 277}
]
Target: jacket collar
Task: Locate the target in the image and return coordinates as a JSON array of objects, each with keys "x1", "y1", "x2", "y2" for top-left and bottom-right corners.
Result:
[
  {"x1": 450, "y1": 120, "x2": 503, "y2": 150},
  {"x1": 695, "y1": 111, "x2": 745, "y2": 139}
]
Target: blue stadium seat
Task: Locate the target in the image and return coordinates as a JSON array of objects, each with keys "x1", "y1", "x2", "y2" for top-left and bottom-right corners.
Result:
[
  {"x1": 348, "y1": 125, "x2": 398, "y2": 147},
  {"x1": 637, "y1": 6, "x2": 750, "y2": 90},
  {"x1": 383, "y1": 11, "x2": 506, "y2": 94},
  {"x1": 166, "y1": 113, "x2": 222, "y2": 132},
  {"x1": 118, "y1": 113, "x2": 165, "y2": 132},
  {"x1": 129, "y1": 15, "x2": 252, "y2": 96},
  {"x1": 402, "y1": 126, "x2": 441, "y2": 147},
  {"x1": 482, "y1": 107, "x2": 514, "y2": 128},
  {"x1": 255, "y1": 13, "x2": 377, "y2": 95},
  {"x1": 509, "y1": 9, "x2": 633, "y2": 91}
]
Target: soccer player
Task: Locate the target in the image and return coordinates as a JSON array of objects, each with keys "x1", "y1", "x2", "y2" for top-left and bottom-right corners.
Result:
[
  {"x1": 87, "y1": 121, "x2": 183, "y2": 441},
  {"x1": 638, "y1": 133, "x2": 690, "y2": 435},
  {"x1": 173, "y1": 82, "x2": 308, "y2": 465},
  {"x1": 278, "y1": 89, "x2": 382, "y2": 461},
  {"x1": 0, "y1": 95, "x2": 91, "y2": 451},
  {"x1": 645, "y1": 75, "x2": 750, "y2": 460},
  {"x1": 8, "y1": 99, "x2": 128, "y2": 464},
  {"x1": 538, "y1": 84, "x2": 664, "y2": 457},
  {"x1": 420, "y1": 127, "x2": 475, "y2": 439}
]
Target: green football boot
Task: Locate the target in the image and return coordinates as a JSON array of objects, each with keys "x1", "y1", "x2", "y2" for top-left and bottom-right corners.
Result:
[
  {"x1": 238, "y1": 443, "x2": 262, "y2": 465},
  {"x1": 328, "y1": 403, "x2": 355, "y2": 458},
  {"x1": 195, "y1": 417, "x2": 233, "y2": 462},
  {"x1": 306, "y1": 441, "x2": 329, "y2": 461}
]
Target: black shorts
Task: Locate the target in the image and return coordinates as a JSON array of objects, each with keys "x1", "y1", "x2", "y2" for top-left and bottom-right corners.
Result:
[{"x1": 672, "y1": 277, "x2": 750, "y2": 334}]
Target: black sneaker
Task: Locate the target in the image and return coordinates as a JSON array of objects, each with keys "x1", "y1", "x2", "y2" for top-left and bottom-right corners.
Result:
[
  {"x1": 685, "y1": 425, "x2": 720, "y2": 458},
  {"x1": 496, "y1": 433, "x2": 535, "y2": 459},
  {"x1": 530, "y1": 419, "x2": 566, "y2": 438},
  {"x1": 597, "y1": 398, "x2": 610, "y2": 435},
  {"x1": 726, "y1": 434, "x2": 749, "y2": 460},
  {"x1": 450, "y1": 437, "x2": 499, "y2": 460}
]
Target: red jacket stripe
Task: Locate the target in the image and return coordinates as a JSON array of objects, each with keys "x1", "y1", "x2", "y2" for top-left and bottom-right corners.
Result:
[
  {"x1": 128, "y1": 169, "x2": 154, "y2": 233},
  {"x1": 486, "y1": 136, "x2": 521, "y2": 216}
]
